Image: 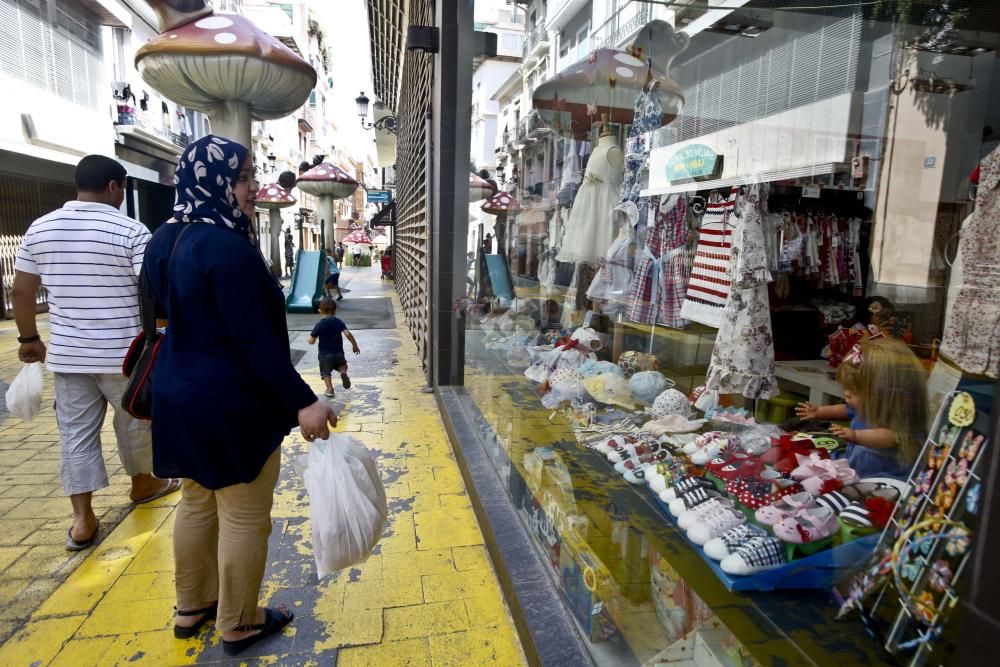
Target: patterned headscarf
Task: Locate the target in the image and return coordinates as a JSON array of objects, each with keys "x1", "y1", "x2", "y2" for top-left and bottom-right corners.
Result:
[{"x1": 172, "y1": 134, "x2": 251, "y2": 236}]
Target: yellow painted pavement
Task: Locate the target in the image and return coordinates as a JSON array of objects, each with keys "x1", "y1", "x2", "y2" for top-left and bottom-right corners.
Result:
[{"x1": 0, "y1": 271, "x2": 526, "y2": 666}]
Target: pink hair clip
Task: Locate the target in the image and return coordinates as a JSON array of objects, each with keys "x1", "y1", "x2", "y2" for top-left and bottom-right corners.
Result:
[{"x1": 844, "y1": 344, "x2": 864, "y2": 366}]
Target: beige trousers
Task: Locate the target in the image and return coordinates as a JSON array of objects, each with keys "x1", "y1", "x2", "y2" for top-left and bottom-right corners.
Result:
[{"x1": 173, "y1": 448, "x2": 280, "y2": 631}]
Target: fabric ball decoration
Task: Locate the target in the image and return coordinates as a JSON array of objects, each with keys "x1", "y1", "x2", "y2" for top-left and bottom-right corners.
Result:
[
  {"x1": 650, "y1": 388, "x2": 691, "y2": 419},
  {"x1": 583, "y1": 373, "x2": 637, "y2": 410},
  {"x1": 617, "y1": 351, "x2": 658, "y2": 378},
  {"x1": 630, "y1": 371, "x2": 670, "y2": 406},
  {"x1": 578, "y1": 359, "x2": 623, "y2": 379}
]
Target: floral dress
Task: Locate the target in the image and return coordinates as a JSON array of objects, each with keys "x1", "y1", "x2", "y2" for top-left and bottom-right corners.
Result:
[
  {"x1": 942, "y1": 146, "x2": 1000, "y2": 379},
  {"x1": 616, "y1": 82, "x2": 662, "y2": 235},
  {"x1": 705, "y1": 183, "x2": 779, "y2": 399}
]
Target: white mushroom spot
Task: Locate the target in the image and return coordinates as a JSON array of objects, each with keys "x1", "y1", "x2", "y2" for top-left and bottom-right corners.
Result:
[
  {"x1": 215, "y1": 32, "x2": 238, "y2": 45},
  {"x1": 169, "y1": 34, "x2": 178, "y2": 39},
  {"x1": 614, "y1": 53, "x2": 644, "y2": 67},
  {"x1": 616, "y1": 67, "x2": 636, "y2": 78},
  {"x1": 267, "y1": 188, "x2": 278, "y2": 195},
  {"x1": 196, "y1": 16, "x2": 235, "y2": 30}
]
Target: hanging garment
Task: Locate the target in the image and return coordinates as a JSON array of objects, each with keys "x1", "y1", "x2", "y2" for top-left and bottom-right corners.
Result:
[
  {"x1": 627, "y1": 195, "x2": 691, "y2": 327},
  {"x1": 557, "y1": 134, "x2": 624, "y2": 265},
  {"x1": 705, "y1": 183, "x2": 779, "y2": 400},
  {"x1": 846, "y1": 217, "x2": 864, "y2": 297},
  {"x1": 941, "y1": 147, "x2": 1000, "y2": 378},
  {"x1": 616, "y1": 82, "x2": 663, "y2": 233},
  {"x1": 680, "y1": 189, "x2": 737, "y2": 328},
  {"x1": 586, "y1": 230, "x2": 634, "y2": 309},
  {"x1": 557, "y1": 138, "x2": 583, "y2": 206}
]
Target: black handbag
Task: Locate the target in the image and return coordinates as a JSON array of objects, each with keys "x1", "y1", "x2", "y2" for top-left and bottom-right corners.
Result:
[{"x1": 122, "y1": 225, "x2": 191, "y2": 420}]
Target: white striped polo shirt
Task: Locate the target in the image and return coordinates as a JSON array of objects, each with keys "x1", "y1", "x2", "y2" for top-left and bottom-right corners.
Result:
[{"x1": 14, "y1": 201, "x2": 151, "y2": 374}]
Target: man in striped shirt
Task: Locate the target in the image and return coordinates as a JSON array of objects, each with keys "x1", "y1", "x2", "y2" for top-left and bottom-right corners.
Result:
[{"x1": 12, "y1": 155, "x2": 179, "y2": 551}]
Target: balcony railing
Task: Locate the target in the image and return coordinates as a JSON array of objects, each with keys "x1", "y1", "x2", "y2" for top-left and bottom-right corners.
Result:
[
  {"x1": 593, "y1": 1, "x2": 652, "y2": 51},
  {"x1": 522, "y1": 21, "x2": 549, "y2": 60}
]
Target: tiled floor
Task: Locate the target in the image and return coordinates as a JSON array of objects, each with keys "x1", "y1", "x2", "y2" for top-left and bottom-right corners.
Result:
[{"x1": 0, "y1": 268, "x2": 526, "y2": 666}]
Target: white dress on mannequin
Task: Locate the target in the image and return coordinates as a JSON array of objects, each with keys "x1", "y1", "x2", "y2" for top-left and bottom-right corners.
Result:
[
  {"x1": 557, "y1": 134, "x2": 624, "y2": 265},
  {"x1": 586, "y1": 225, "x2": 634, "y2": 309}
]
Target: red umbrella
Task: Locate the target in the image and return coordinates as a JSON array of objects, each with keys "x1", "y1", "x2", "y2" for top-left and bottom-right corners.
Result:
[
  {"x1": 343, "y1": 230, "x2": 372, "y2": 244},
  {"x1": 532, "y1": 49, "x2": 684, "y2": 140}
]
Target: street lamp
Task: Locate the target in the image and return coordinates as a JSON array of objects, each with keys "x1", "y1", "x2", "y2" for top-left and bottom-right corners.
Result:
[{"x1": 355, "y1": 91, "x2": 397, "y2": 135}]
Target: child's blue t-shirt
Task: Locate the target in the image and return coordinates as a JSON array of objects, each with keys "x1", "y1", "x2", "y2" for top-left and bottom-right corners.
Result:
[
  {"x1": 326, "y1": 256, "x2": 340, "y2": 276},
  {"x1": 841, "y1": 406, "x2": 912, "y2": 480},
  {"x1": 311, "y1": 316, "x2": 347, "y2": 356}
]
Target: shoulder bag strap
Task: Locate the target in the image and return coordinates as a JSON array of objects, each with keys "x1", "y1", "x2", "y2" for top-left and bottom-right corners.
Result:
[{"x1": 139, "y1": 223, "x2": 193, "y2": 337}]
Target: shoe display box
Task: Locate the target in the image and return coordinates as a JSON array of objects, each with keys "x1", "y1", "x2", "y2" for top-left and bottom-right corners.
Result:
[{"x1": 652, "y1": 495, "x2": 880, "y2": 592}]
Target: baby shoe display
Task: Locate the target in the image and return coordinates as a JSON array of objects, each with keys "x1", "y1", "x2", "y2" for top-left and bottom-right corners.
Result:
[
  {"x1": 668, "y1": 486, "x2": 721, "y2": 517},
  {"x1": 754, "y1": 491, "x2": 817, "y2": 526},
  {"x1": 704, "y1": 524, "x2": 770, "y2": 561},
  {"x1": 614, "y1": 447, "x2": 670, "y2": 474},
  {"x1": 683, "y1": 431, "x2": 726, "y2": 456},
  {"x1": 727, "y1": 469, "x2": 802, "y2": 511},
  {"x1": 790, "y1": 452, "x2": 858, "y2": 494},
  {"x1": 677, "y1": 498, "x2": 736, "y2": 530},
  {"x1": 687, "y1": 507, "x2": 747, "y2": 546},
  {"x1": 720, "y1": 536, "x2": 787, "y2": 575},
  {"x1": 773, "y1": 506, "x2": 839, "y2": 544},
  {"x1": 607, "y1": 438, "x2": 659, "y2": 463},
  {"x1": 690, "y1": 434, "x2": 740, "y2": 466},
  {"x1": 648, "y1": 460, "x2": 687, "y2": 495},
  {"x1": 593, "y1": 433, "x2": 640, "y2": 455},
  {"x1": 660, "y1": 476, "x2": 715, "y2": 502}
]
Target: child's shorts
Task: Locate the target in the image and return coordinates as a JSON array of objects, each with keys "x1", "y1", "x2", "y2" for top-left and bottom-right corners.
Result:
[
  {"x1": 319, "y1": 353, "x2": 347, "y2": 378},
  {"x1": 325, "y1": 274, "x2": 339, "y2": 287}
]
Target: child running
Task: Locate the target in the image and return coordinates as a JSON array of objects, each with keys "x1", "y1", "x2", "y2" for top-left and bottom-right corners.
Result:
[{"x1": 308, "y1": 298, "x2": 360, "y2": 398}]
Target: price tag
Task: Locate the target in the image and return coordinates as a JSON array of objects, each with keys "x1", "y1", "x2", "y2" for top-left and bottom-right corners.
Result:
[{"x1": 802, "y1": 185, "x2": 821, "y2": 198}]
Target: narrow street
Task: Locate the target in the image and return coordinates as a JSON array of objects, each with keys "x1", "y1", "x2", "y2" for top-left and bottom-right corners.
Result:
[{"x1": 0, "y1": 266, "x2": 525, "y2": 666}]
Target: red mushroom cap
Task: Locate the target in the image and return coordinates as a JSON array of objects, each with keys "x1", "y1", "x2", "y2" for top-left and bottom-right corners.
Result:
[
  {"x1": 296, "y1": 162, "x2": 358, "y2": 200},
  {"x1": 255, "y1": 183, "x2": 297, "y2": 210},
  {"x1": 481, "y1": 190, "x2": 519, "y2": 214}
]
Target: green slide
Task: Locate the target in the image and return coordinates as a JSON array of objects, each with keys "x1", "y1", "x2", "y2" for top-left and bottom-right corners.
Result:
[{"x1": 286, "y1": 249, "x2": 325, "y2": 313}]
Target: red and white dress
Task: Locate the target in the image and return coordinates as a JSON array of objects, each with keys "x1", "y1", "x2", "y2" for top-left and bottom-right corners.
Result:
[{"x1": 680, "y1": 188, "x2": 738, "y2": 328}]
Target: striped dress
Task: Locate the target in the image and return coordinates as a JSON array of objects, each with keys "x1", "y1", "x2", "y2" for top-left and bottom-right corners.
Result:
[{"x1": 680, "y1": 188, "x2": 738, "y2": 328}]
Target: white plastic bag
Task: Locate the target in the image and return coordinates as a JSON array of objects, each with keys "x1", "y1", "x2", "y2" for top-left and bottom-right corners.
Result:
[
  {"x1": 296, "y1": 434, "x2": 388, "y2": 578},
  {"x1": 5, "y1": 363, "x2": 43, "y2": 421}
]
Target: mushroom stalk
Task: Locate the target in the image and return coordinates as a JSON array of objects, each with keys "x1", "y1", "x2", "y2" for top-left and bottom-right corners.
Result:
[
  {"x1": 317, "y1": 196, "x2": 335, "y2": 251},
  {"x1": 210, "y1": 100, "x2": 252, "y2": 149},
  {"x1": 269, "y1": 209, "x2": 283, "y2": 278}
]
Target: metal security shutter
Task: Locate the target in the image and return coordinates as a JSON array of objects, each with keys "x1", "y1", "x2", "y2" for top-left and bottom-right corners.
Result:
[
  {"x1": 0, "y1": 172, "x2": 71, "y2": 314},
  {"x1": 391, "y1": 0, "x2": 434, "y2": 366},
  {"x1": 664, "y1": 13, "x2": 863, "y2": 145}
]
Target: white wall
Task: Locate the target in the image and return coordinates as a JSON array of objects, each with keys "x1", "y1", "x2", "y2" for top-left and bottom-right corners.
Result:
[{"x1": 472, "y1": 60, "x2": 520, "y2": 171}]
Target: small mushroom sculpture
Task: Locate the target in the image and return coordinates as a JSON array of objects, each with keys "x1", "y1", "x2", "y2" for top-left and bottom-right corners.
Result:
[
  {"x1": 295, "y1": 163, "x2": 359, "y2": 249},
  {"x1": 481, "y1": 190, "x2": 519, "y2": 259},
  {"x1": 255, "y1": 183, "x2": 297, "y2": 277},
  {"x1": 470, "y1": 172, "x2": 497, "y2": 202},
  {"x1": 137, "y1": 1, "x2": 317, "y2": 149}
]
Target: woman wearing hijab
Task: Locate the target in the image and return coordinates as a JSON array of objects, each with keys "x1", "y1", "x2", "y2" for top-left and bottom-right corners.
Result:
[{"x1": 143, "y1": 135, "x2": 335, "y2": 655}]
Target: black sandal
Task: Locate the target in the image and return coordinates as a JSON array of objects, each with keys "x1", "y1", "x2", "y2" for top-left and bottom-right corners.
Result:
[
  {"x1": 173, "y1": 602, "x2": 218, "y2": 639},
  {"x1": 222, "y1": 606, "x2": 295, "y2": 656}
]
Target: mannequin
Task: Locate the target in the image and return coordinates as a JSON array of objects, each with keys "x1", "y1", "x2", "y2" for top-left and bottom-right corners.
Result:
[{"x1": 557, "y1": 123, "x2": 624, "y2": 265}]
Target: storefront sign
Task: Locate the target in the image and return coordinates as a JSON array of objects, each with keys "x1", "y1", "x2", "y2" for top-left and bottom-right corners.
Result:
[
  {"x1": 802, "y1": 185, "x2": 821, "y2": 198},
  {"x1": 665, "y1": 144, "x2": 723, "y2": 183},
  {"x1": 366, "y1": 189, "x2": 393, "y2": 204}
]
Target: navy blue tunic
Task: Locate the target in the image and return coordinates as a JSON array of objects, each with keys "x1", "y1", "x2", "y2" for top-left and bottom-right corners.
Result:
[{"x1": 144, "y1": 223, "x2": 316, "y2": 489}]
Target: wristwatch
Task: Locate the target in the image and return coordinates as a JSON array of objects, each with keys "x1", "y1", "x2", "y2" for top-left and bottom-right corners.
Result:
[{"x1": 17, "y1": 335, "x2": 40, "y2": 344}]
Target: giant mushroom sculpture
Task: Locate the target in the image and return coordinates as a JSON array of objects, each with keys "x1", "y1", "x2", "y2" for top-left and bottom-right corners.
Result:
[
  {"x1": 255, "y1": 183, "x2": 297, "y2": 277},
  {"x1": 136, "y1": 1, "x2": 317, "y2": 149},
  {"x1": 481, "y1": 190, "x2": 519, "y2": 258},
  {"x1": 295, "y1": 163, "x2": 359, "y2": 250},
  {"x1": 470, "y1": 172, "x2": 497, "y2": 202}
]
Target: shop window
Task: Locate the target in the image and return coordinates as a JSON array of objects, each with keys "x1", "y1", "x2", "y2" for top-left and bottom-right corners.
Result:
[{"x1": 458, "y1": 2, "x2": 1000, "y2": 665}]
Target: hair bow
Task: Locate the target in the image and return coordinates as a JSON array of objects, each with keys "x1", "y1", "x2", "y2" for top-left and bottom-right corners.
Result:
[{"x1": 844, "y1": 344, "x2": 864, "y2": 366}]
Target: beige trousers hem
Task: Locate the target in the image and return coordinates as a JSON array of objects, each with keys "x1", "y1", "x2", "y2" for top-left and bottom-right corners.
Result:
[{"x1": 173, "y1": 448, "x2": 281, "y2": 630}]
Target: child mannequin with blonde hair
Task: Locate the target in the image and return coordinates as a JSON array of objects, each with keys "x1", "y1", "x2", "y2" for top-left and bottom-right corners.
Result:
[{"x1": 796, "y1": 337, "x2": 928, "y2": 479}]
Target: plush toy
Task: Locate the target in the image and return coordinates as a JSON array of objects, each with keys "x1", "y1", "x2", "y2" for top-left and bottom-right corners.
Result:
[
  {"x1": 618, "y1": 351, "x2": 658, "y2": 378},
  {"x1": 525, "y1": 327, "x2": 603, "y2": 385}
]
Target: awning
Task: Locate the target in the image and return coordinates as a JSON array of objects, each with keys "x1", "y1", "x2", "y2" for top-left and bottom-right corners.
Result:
[{"x1": 371, "y1": 202, "x2": 396, "y2": 227}]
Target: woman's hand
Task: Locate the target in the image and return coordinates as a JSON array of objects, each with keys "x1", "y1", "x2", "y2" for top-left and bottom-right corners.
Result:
[
  {"x1": 795, "y1": 402, "x2": 820, "y2": 420},
  {"x1": 298, "y1": 400, "x2": 337, "y2": 441}
]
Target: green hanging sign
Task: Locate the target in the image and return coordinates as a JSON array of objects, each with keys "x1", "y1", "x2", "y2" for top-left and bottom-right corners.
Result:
[{"x1": 666, "y1": 144, "x2": 723, "y2": 183}]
